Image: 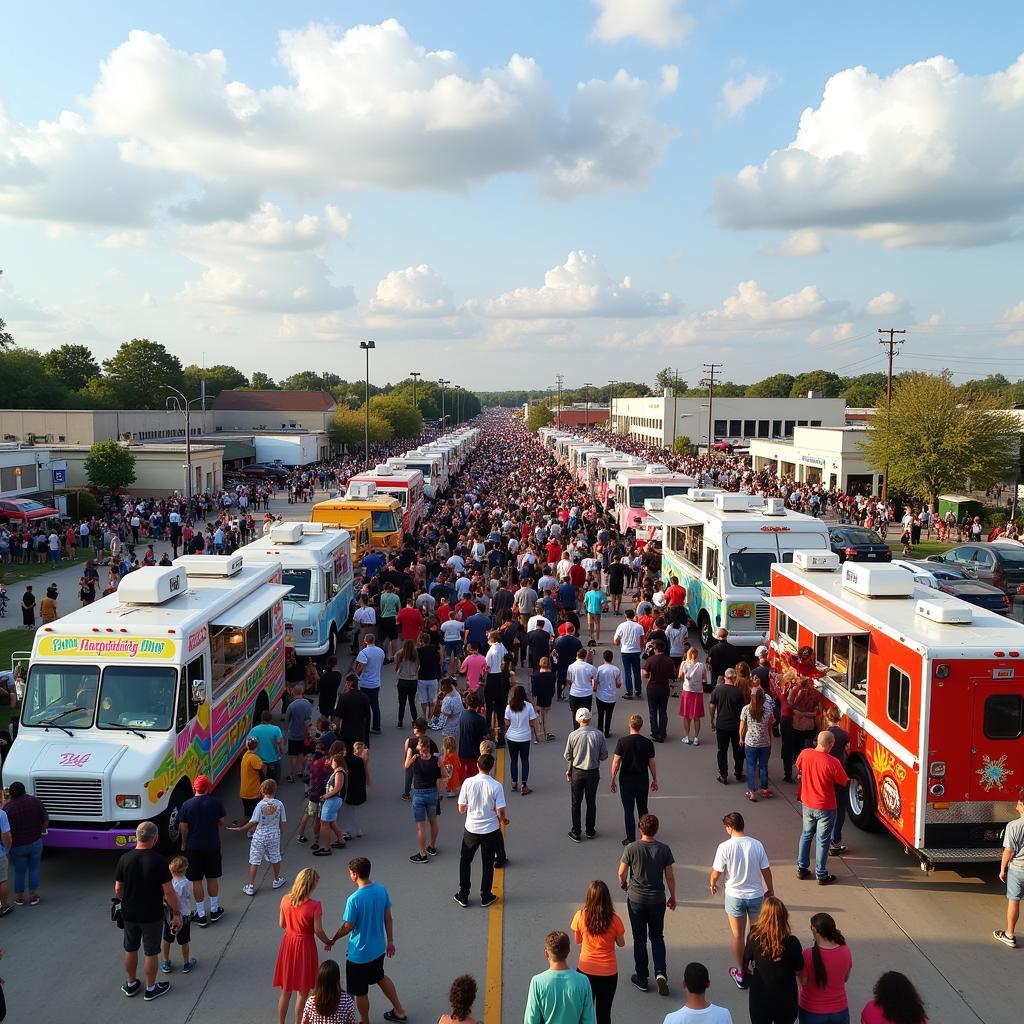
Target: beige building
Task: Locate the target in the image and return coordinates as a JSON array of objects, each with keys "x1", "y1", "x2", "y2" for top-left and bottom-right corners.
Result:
[
  {"x1": 0, "y1": 408, "x2": 205, "y2": 447},
  {"x1": 749, "y1": 426, "x2": 882, "y2": 494},
  {"x1": 209, "y1": 390, "x2": 336, "y2": 432},
  {"x1": 50, "y1": 443, "x2": 225, "y2": 497}
]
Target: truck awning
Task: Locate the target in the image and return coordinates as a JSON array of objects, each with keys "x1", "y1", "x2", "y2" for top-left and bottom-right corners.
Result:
[
  {"x1": 211, "y1": 585, "x2": 292, "y2": 628},
  {"x1": 646, "y1": 510, "x2": 698, "y2": 528},
  {"x1": 766, "y1": 595, "x2": 867, "y2": 637}
]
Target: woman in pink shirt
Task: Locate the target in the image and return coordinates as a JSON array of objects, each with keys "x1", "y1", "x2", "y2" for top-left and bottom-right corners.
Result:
[
  {"x1": 797, "y1": 912, "x2": 852, "y2": 1024},
  {"x1": 458, "y1": 643, "x2": 488, "y2": 693},
  {"x1": 860, "y1": 972, "x2": 928, "y2": 1024}
]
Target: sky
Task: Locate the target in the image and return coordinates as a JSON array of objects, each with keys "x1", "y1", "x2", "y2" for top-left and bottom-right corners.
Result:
[{"x1": 3, "y1": 0, "x2": 1024, "y2": 391}]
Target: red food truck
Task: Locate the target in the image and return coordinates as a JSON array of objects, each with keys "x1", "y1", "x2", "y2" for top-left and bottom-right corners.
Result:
[{"x1": 768, "y1": 551, "x2": 1023, "y2": 870}]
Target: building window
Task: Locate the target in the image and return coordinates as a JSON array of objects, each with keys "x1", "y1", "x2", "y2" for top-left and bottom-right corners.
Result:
[
  {"x1": 811, "y1": 420, "x2": 821, "y2": 427},
  {"x1": 784, "y1": 420, "x2": 795, "y2": 436},
  {"x1": 728, "y1": 420, "x2": 741, "y2": 436},
  {"x1": 758, "y1": 420, "x2": 769, "y2": 437},
  {"x1": 887, "y1": 666, "x2": 912, "y2": 730},
  {"x1": 714, "y1": 419, "x2": 727, "y2": 437},
  {"x1": 984, "y1": 694, "x2": 1023, "y2": 740},
  {"x1": 743, "y1": 420, "x2": 755, "y2": 437},
  {"x1": 772, "y1": 420, "x2": 782, "y2": 436}
]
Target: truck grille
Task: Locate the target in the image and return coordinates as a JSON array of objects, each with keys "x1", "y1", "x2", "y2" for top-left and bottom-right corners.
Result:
[
  {"x1": 755, "y1": 603, "x2": 770, "y2": 631},
  {"x1": 33, "y1": 777, "x2": 104, "y2": 818}
]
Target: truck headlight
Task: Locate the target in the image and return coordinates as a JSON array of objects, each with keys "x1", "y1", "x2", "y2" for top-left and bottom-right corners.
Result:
[
  {"x1": 301, "y1": 628, "x2": 314, "y2": 638},
  {"x1": 729, "y1": 606, "x2": 751, "y2": 618},
  {"x1": 116, "y1": 794, "x2": 141, "y2": 809}
]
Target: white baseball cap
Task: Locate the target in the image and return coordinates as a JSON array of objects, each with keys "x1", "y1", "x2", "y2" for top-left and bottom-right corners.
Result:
[
  {"x1": 575, "y1": 707, "x2": 593, "y2": 722},
  {"x1": 755, "y1": 645, "x2": 769, "y2": 657}
]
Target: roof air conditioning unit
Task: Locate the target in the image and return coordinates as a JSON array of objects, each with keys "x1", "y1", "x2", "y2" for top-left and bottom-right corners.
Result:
[
  {"x1": 762, "y1": 498, "x2": 787, "y2": 516},
  {"x1": 644, "y1": 498, "x2": 665, "y2": 512},
  {"x1": 173, "y1": 554, "x2": 244, "y2": 577},
  {"x1": 645, "y1": 464, "x2": 670, "y2": 474},
  {"x1": 269, "y1": 522, "x2": 304, "y2": 544},
  {"x1": 841, "y1": 561, "x2": 914, "y2": 598},
  {"x1": 714, "y1": 493, "x2": 753, "y2": 512},
  {"x1": 689, "y1": 489, "x2": 721, "y2": 501},
  {"x1": 347, "y1": 482, "x2": 376, "y2": 500},
  {"x1": 793, "y1": 550, "x2": 840, "y2": 571},
  {"x1": 374, "y1": 464, "x2": 393, "y2": 475},
  {"x1": 118, "y1": 566, "x2": 188, "y2": 604},
  {"x1": 915, "y1": 597, "x2": 973, "y2": 624},
  {"x1": 301, "y1": 522, "x2": 324, "y2": 534}
]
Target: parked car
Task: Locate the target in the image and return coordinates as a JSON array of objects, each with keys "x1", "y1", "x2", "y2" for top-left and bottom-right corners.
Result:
[
  {"x1": 712, "y1": 440, "x2": 735, "y2": 453},
  {"x1": 240, "y1": 463, "x2": 289, "y2": 483},
  {"x1": 927, "y1": 541, "x2": 1024, "y2": 595},
  {"x1": 891, "y1": 559, "x2": 1011, "y2": 615},
  {"x1": 0, "y1": 497, "x2": 60, "y2": 523},
  {"x1": 828, "y1": 525, "x2": 892, "y2": 563}
]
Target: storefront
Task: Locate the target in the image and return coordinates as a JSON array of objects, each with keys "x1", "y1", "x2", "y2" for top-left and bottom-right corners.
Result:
[{"x1": 749, "y1": 426, "x2": 883, "y2": 494}]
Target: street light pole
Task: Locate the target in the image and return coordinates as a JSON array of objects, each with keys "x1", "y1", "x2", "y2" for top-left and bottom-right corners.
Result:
[
  {"x1": 161, "y1": 384, "x2": 201, "y2": 503},
  {"x1": 583, "y1": 382, "x2": 593, "y2": 430},
  {"x1": 360, "y1": 340, "x2": 375, "y2": 468},
  {"x1": 608, "y1": 380, "x2": 618, "y2": 434},
  {"x1": 439, "y1": 379, "x2": 450, "y2": 428},
  {"x1": 409, "y1": 371, "x2": 421, "y2": 414}
]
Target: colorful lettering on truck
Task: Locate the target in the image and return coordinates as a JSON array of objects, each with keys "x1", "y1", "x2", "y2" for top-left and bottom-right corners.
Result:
[{"x1": 6, "y1": 560, "x2": 288, "y2": 851}]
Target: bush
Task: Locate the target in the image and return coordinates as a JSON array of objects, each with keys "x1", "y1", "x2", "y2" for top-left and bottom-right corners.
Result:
[{"x1": 75, "y1": 490, "x2": 99, "y2": 518}]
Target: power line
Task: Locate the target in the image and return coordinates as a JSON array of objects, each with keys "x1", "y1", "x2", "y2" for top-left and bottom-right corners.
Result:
[
  {"x1": 879, "y1": 327, "x2": 906, "y2": 503},
  {"x1": 699, "y1": 363, "x2": 722, "y2": 457}
]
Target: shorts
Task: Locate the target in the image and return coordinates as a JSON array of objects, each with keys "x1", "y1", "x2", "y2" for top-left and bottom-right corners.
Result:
[
  {"x1": 287, "y1": 739, "x2": 307, "y2": 756},
  {"x1": 724, "y1": 893, "x2": 764, "y2": 919},
  {"x1": 242, "y1": 797, "x2": 259, "y2": 818},
  {"x1": 320, "y1": 796, "x2": 342, "y2": 823},
  {"x1": 123, "y1": 918, "x2": 163, "y2": 956},
  {"x1": 346, "y1": 954, "x2": 385, "y2": 997},
  {"x1": 184, "y1": 847, "x2": 223, "y2": 881},
  {"x1": 1008, "y1": 868, "x2": 1024, "y2": 902},
  {"x1": 412, "y1": 788, "x2": 438, "y2": 822},
  {"x1": 306, "y1": 799, "x2": 322, "y2": 817},
  {"x1": 162, "y1": 917, "x2": 192, "y2": 946},
  {"x1": 249, "y1": 830, "x2": 282, "y2": 866},
  {"x1": 417, "y1": 680, "x2": 438, "y2": 706},
  {"x1": 378, "y1": 617, "x2": 398, "y2": 640},
  {"x1": 444, "y1": 640, "x2": 463, "y2": 659}
]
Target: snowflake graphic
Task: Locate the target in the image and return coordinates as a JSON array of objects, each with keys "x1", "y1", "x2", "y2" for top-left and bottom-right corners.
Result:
[{"x1": 977, "y1": 755, "x2": 1014, "y2": 793}]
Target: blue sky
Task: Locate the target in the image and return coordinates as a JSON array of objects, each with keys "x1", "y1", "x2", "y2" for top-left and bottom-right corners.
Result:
[{"x1": 3, "y1": 1, "x2": 1024, "y2": 389}]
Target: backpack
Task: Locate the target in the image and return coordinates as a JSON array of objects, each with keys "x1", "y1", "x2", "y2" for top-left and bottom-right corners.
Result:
[{"x1": 307, "y1": 759, "x2": 332, "y2": 801}]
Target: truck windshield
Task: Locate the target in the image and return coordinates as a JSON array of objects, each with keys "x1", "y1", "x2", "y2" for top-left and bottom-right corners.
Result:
[
  {"x1": 405, "y1": 463, "x2": 431, "y2": 480},
  {"x1": 728, "y1": 550, "x2": 796, "y2": 588},
  {"x1": 628, "y1": 485, "x2": 663, "y2": 507},
  {"x1": 281, "y1": 568, "x2": 312, "y2": 602},
  {"x1": 663, "y1": 485, "x2": 691, "y2": 497},
  {"x1": 371, "y1": 509, "x2": 400, "y2": 533},
  {"x1": 22, "y1": 663, "x2": 99, "y2": 728},
  {"x1": 98, "y1": 665, "x2": 177, "y2": 732}
]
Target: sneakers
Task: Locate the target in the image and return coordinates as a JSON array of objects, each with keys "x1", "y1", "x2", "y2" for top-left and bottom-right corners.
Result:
[
  {"x1": 159, "y1": 961, "x2": 173, "y2": 974},
  {"x1": 193, "y1": 913, "x2": 209, "y2": 928},
  {"x1": 144, "y1": 982, "x2": 170, "y2": 1002},
  {"x1": 994, "y1": 929, "x2": 1017, "y2": 947},
  {"x1": 681, "y1": 737, "x2": 691, "y2": 744},
  {"x1": 209, "y1": 907, "x2": 224, "y2": 923},
  {"x1": 481, "y1": 893, "x2": 498, "y2": 908},
  {"x1": 759, "y1": 789, "x2": 774, "y2": 799},
  {"x1": 121, "y1": 980, "x2": 142, "y2": 998},
  {"x1": 817, "y1": 873, "x2": 837, "y2": 886},
  {"x1": 630, "y1": 974, "x2": 649, "y2": 992},
  {"x1": 520, "y1": 785, "x2": 532, "y2": 795},
  {"x1": 242, "y1": 883, "x2": 256, "y2": 896},
  {"x1": 796, "y1": 868, "x2": 812, "y2": 881},
  {"x1": 410, "y1": 853, "x2": 429, "y2": 863},
  {"x1": 655, "y1": 974, "x2": 669, "y2": 996},
  {"x1": 830, "y1": 843, "x2": 847, "y2": 855},
  {"x1": 511, "y1": 782, "x2": 519, "y2": 792},
  {"x1": 585, "y1": 830, "x2": 597, "y2": 839},
  {"x1": 182, "y1": 958, "x2": 198, "y2": 974},
  {"x1": 297, "y1": 834, "x2": 308, "y2": 844},
  {"x1": 729, "y1": 967, "x2": 747, "y2": 989},
  {"x1": 452, "y1": 892, "x2": 470, "y2": 908},
  {"x1": 272, "y1": 877, "x2": 288, "y2": 889},
  {"x1": 745, "y1": 791, "x2": 757, "y2": 802},
  {"x1": 692, "y1": 737, "x2": 700, "y2": 747},
  {"x1": 286, "y1": 775, "x2": 294, "y2": 784},
  {"x1": 568, "y1": 831, "x2": 582, "y2": 844},
  {"x1": 426, "y1": 846, "x2": 438, "y2": 856},
  {"x1": 717, "y1": 775, "x2": 728, "y2": 785}
]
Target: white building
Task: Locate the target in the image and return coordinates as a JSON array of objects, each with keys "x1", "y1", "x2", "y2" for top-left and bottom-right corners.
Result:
[
  {"x1": 609, "y1": 392, "x2": 847, "y2": 447},
  {"x1": 749, "y1": 426, "x2": 882, "y2": 494}
]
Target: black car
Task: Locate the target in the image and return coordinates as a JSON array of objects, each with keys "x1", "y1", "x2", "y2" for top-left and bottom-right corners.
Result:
[
  {"x1": 927, "y1": 542, "x2": 1024, "y2": 595},
  {"x1": 939, "y1": 579, "x2": 1012, "y2": 616},
  {"x1": 828, "y1": 526, "x2": 892, "y2": 563}
]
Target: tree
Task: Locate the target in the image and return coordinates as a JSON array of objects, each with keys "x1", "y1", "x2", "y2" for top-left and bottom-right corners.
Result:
[
  {"x1": 789, "y1": 370, "x2": 844, "y2": 398},
  {"x1": 746, "y1": 373, "x2": 795, "y2": 398},
  {"x1": 0, "y1": 315, "x2": 12, "y2": 351},
  {"x1": 526, "y1": 404, "x2": 554, "y2": 432},
  {"x1": 654, "y1": 368, "x2": 687, "y2": 394},
  {"x1": 841, "y1": 372, "x2": 886, "y2": 408},
  {"x1": 0, "y1": 348, "x2": 81, "y2": 408},
  {"x1": 673, "y1": 435, "x2": 692, "y2": 454},
  {"x1": 41, "y1": 344, "x2": 101, "y2": 392},
  {"x1": 369, "y1": 395, "x2": 423, "y2": 439},
  {"x1": 328, "y1": 407, "x2": 392, "y2": 450},
  {"x1": 860, "y1": 371, "x2": 1020, "y2": 510},
  {"x1": 84, "y1": 440, "x2": 137, "y2": 495},
  {"x1": 279, "y1": 370, "x2": 341, "y2": 391},
  {"x1": 183, "y1": 364, "x2": 249, "y2": 400},
  {"x1": 715, "y1": 381, "x2": 748, "y2": 398},
  {"x1": 248, "y1": 371, "x2": 278, "y2": 390},
  {"x1": 102, "y1": 339, "x2": 184, "y2": 408}
]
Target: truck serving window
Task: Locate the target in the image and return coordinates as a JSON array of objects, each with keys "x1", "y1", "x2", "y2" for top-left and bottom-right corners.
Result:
[
  {"x1": 679, "y1": 525, "x2": 704, "y2": 570},
  {"x1": 776, "y1": 611, "x2": 798, "y2": 649},
  {"x1": 281, "y1": 568, "x2": 312, "y2": 602},
  {"x1": 984, "y1": 694, "x2": 1023, "y2": 740},
  {"x1": 98, "y1": 666, "x2": 176, "y2": 732},
  {"x1": 886, "y1": 666, "x2": 912, "y2": 730},
  {"x1": 22, "y1": 664, "x2": 99, "y2": 728},
  {"x1": 814, "y1": 634, "x2": 869, "y2": 707},
  {"x1": 729, "y1": 551, "x2": 795, "y2": 589}
]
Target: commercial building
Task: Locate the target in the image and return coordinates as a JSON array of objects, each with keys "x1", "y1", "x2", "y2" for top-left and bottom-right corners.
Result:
[
  {"x1": 609, "y1": 392, "x2": 847, "y2": 447},
  {"x1": 209, "y1": 390, "x2": 336, "y2": 432},
  {"x1": 51, "y1": 443, "x2": 226, "y2": 497},
  {"x1": 749, "y1": 426, "x2": 882, "y2": 494}
]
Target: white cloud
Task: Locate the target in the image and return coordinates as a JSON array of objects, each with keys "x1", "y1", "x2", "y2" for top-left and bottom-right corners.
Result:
[
  {"x1": 179, "y1": 202, "x2": 349, "y2": 251},
  {"x1": 714, "y1": 53, "x2": 1024, "y2": 247},
  {"x1": 721, "y1": 72, "x2": 769, "y2": 118},
  {"x1": 865, "y1": 290, "x2": 908, "y2": 316},
  {"x1": 368, "y1": 265, "x2": 454, "y2": 317},
  {"x1": 591, "y1": 0, "x2": 693, "y2": 47},
  {"x1": 477, "y1": 250, "x2": 676, "y2": 318},
  {"x1": 141, "y1": 292, "x2": 157, "y2": 307},
  {"x1": 808, "y1": 322, "x2": 855, "y2": 344},
  {"x1": 765, "y1": 228, "x2": 827, "y2": 257},
  {"x1": 1002, "y1": 300, "x2": 1024, "y2": 324},
  {"x1": 658, "y1": 65, "x2": 680, "y2": 96},
  {"x1": 102, "y1": 230, "x2": 147, "y2": 249}
]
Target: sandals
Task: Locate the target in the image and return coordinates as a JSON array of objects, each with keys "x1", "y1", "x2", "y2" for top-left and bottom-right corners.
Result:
[
  {"x1": 331, "y1": 841, "x2": 347, "y2": 849},
  {"x1": 520, "y1": 785, "x2": 532, "y2": 795},
  {"x1": 313, "y1": 848, "x2": 332, "y2": 856},
  {"x1": 745, "y1": 791, "x2": 758, "y2": 802}
]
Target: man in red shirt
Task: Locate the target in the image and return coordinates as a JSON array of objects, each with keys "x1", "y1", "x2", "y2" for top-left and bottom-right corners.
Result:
[
  {"x1": 545, "y1": 539, "x2": 561, "y2": 565},
  {"x1": 454, "y1": 593, "x2": 477, "y2": 624},
  {"x1": 664, "y1": 576, "x2": 686, "y2": 607},
  {"x1": 568, "y1": 558, "x2": 586, "y2": 588},
  {"x1": 396, "y1": 596, "x2": 424, "y2": 643},
  {"x1": 795, "y1": 731, "x2": 850, "y2": 885}
]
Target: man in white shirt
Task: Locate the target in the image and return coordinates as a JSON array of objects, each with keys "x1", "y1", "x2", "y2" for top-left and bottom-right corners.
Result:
[
  {"x1": 454, "y1": 753, "x2": 507, "y2": 908},
  {"x1": 661, "y1": 962, "x2": 732, "y2": 1024},
  {"x1": 708, "y1": 811, "x2": 773, "y2": 990},
  {"x1": 526, "y1": 603, "x2": 554, "y2": 637},
  {"x1": 351, "y1": 597, "x2": 376, "y2": 656},
  {"x1": 566, "y1": 649, "x2": 598, "y2": 726},
  {"x1": 613, "y1": 609, "x2": 647, "y2": 700}
]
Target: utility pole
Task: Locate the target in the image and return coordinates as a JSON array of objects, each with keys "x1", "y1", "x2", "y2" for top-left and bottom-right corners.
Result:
[
  {"x1": 555, "y1": 374, "x2": 565, "y2": 429},
  {"x1": 608, "y1": 380, "x2": 618, "y2": 434},
  {"x1": 583, "y1": 383, "x2": 593, "y2": 430},
  {"x1": 670, "y1": 369, "x2": 679, "y2": 451},
  {"x1": 409, "y1": 371, "x2": 421, "y2": 413},
  {"x1": 699, "y1": 363, "x2": 721, "y2": 457},
  {"x1": 878, "y1": 328, "x2": 906, "y2": 504}
]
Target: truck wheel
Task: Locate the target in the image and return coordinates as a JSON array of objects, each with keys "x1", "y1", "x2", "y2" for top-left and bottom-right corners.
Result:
[
  {"x1": 157, "y1": 782, "x2": 191, "y2": 853},
  {"x1": 328, "y1": 627, "x2": 337, "y2": 656},
  {"x1": 698, "y1": 613, "x2": 713, "y2": 650},
  {"x1": 847, "y1": 761, "x2": 882, "y2": 832}
]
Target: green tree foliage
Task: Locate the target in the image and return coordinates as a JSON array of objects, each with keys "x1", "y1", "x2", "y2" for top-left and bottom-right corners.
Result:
[
  {"x1": 714, "y1": 381, "x2": 748, "y2": 397},
  {"x1": 328, "y1": 407, "x2": 393, "y2": 449},
  {"x1": 745, "y1": 373, "x2": 795, "y2": 398},
  {"x1": 959, "y1": 374, "x2": 1013, "y2": 401},
  {"x1": 841, "y1": 372, "x2": 887, "y2": 407},
  {"x1": 248, "y1": 371, "x2": 278, "y2": 390},
  {"x1": 369, "y1": 395, "x2": 423, "y2": 439},
  {"x1": 0, "y1": 316, "x2": 13, "y2": 350},
  {"x1": 84, "y1": 439, "x2": 137, "y2": 495},
  {"x1": 102, "y1": 339, "x2": 184, "y2": 408},
  {"x1": 183, "y1": 364, "x2": 249, "y2": 400},
  {"x1": 526, "y1": 403, "x2": 554, "y2": 432},
  {"x1": 654, "y1": 368, "x2": 687, "y2": 394},
  {"x1": 279, "y1": 370, "x2": 342, "y2": 391},
  {"x1": 0, "y1": 348, "x2": 82, "y2": 408},
  {"x1": 41, "y1": 344, "x2": 100, "y2": 391},
  {"x1": 860, "y1": 371, "x2": 1020, "y2": 509},
  {"x1": 672, "y1": 436, "x2": 692, "y2": 454},
  {"x1": 789, "y1": 370, "x2": 844, "y2": 398}
]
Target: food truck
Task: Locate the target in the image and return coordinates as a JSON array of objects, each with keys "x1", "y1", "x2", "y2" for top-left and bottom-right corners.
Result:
[
  {"x1": 6, "y1": 556, "x2": 290, "y2": 850},
  {"x1": 236, "y1": 522, "x2": 353, "y2": 657},
  {"x1": 768, "y1": 554, "x2": 1024, "y2": 868},
  {"x1": 613, "y1": 467, "x2": 697, "y2": 535},
  {"x1": 389, "y1": 451, "x2": 446, "y2": 499},
  {"x1": 312, "y1": 489, "x2": 402, "y2": 552},
  {"x1": 346, "y1": 465, "x2": 425, "y2": 534},
  {"x1": 651, "y1": 491, "x2": 830, "y2": 648}
]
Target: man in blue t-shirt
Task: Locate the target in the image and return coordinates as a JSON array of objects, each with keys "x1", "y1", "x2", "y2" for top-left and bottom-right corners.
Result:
[
  {"x1": 463, "y1": 605, "x2": 491, "y2": 651},
  {"x1": 329, "y1": 857, "x2": 407, "y2": 1024},
  {"x1": 355, "y1": 634, "x2": 386, "y2": 735},
  {"x1": 361, "y1": 551, "x2": 385, "y2": 579},
  {"x1": 249, "y1": 711, "x2": 285, "y2": 782},
  {"x1": 178, "y1": 775, "x2": 226, "y2": 925}
]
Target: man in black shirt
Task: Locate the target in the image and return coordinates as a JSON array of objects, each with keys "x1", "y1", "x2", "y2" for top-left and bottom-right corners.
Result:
[
  {"x1": 553, "y1": 629, "x2": 583, "y2": 701},
  {"x1": 706, "y1": 627, "x2": 743, "y2": 689},
  {"x1": 526, "y1": 624, "x2": 552, "y2": 672},
  {"x1": 709, "y1": 667, "x2": 746, "y2": 784},
  {"x1": 610, "y1": 713, "x2": 659, "y2": 844},
  {"x1": 752, "y1": 645, "x2": 770, "y2": 689},
  {"x1": 114, "y1": 820, "x2": 182, "y2": 1001},
  {"x1": 318, "y1": 655, "x2": 342, "y2": 721},
  {"x1": 336, "y1": 674, "x2": 372, "y2": 748}
]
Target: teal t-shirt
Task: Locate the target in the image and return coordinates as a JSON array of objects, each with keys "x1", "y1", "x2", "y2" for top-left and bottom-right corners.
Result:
[
  {"x1": 343, "y1": 881, "x2": 392, "y2": 964},
  {"x1": 379, "y1": 592, "x2": 400, "y2": 619},
  {"x1": 524, "y1": 968, "x2": 595, "y2": 1024},
  {"x1": 583, "y1": 590, "x2": 605, "y2": 615}
]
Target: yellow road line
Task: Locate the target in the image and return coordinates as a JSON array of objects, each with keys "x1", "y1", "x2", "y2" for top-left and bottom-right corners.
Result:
[{"x1": 484, "y1": 745, "x2": 506, "y2": 1024}]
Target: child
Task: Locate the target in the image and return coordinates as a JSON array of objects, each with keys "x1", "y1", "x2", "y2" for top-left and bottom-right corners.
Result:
[
  {"x1": 343, "y1": 741, "x2": 369, "y2": 838},
  {"x1": 440, "y1": 735, "x2": 461, "y2": 798},
  {"x1": 298, "y1": 744, "x2": 332, "y2": 847},
  {"x1": 313, "y1": 753, "x2": 347, "y2": 856},
  {"x1": 229, "y1": 779, "x2": 287, "y2": 895},
  {"x1": 160, "y1": 856, "x2": 197, "y2": 975}
]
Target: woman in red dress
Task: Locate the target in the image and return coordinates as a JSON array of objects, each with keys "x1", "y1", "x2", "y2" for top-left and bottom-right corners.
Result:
[{"x1": 274, "y1": 868, "x2": 333, "y2": 1024}]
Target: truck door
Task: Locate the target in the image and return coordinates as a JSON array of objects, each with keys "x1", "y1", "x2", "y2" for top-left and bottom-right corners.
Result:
[
  {"x1": 970, "y1": 677, "x2": 1023, "y2": 801},
  {"x1": 177, "y1": 654, "x2": 212, "y2": 778}
]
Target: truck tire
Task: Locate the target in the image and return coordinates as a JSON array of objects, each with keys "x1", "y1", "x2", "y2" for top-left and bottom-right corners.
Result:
[
  {"x1": 698, "y1": 612, "x2": 713, "y2": 651},
  {"x1": 847, "y1": 760, "x2": 882, "y2": 832},
  {"x1": 157, "y1": 781, "x2": 192, "y2": 853},
  {"x1": 328, "y1": 627, "x2": 337, "y2": 656}
]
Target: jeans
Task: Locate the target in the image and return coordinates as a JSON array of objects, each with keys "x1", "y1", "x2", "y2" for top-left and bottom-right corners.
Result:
[
  {"x1": 618, "y1": 777, "x2": 649, "y2": 843},
  {"x1": 798, "y1": 1011, "x2": 850, "y2": 1024},
  {"x1": 396, "y1": 681, "x2": 417, "y2": 726},
  {"x1": 507, "y1": 739, "x2": 530, "y2": 784},
  {"x1": 581, "y1": 971, "x2": 618, "y2": 1024},
  {"x1": 646, "y1": 689, "x2": 669, "y2": 739},
  {"x1": 265, "y1": 759, "x2": 282, "y2": 783},
  {"x1": 569, "y1": 694, "x2": 593, "y2": 728},
  {"x1": 833, "y1": 784, "x2": 848, "y2": 844},
  {"x1": 745, "y1": 745, "x2": 770, "y2": 791},
  {"x1": 570, "y1": 767, "x2": 600, "y2": 836},
  {"x1": 10, "y1": 837, "x2": 43, "y2": 893},
  {"x1": 458, "y1": 828, "x2": 500, "y2": 900},
  {"x1": 626, "y1": 898, "x2": 667, "y2": 981},
  {"x1": 621, "y1": 653, "x2": 642, "y2": 696},
  {"x1": 595, "y1": 699, "x2": 615, "y2": 736},
  {"x1": 716, "y1": 727, "x2": 742, "y2": 779},
  {"x1": 360, "y1": 686, "x2": 381, "y2": 732},
  {"x1": 797, "y1": 806, "x2": 836, "y2": 879}
]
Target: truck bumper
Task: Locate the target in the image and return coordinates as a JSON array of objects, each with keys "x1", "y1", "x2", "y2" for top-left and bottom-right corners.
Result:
[
  {"x1": 45, "y1": 827, "x2": 138, "y2": 850},
  {"x1": 295, "y1": 639, "x2": 330, "y2": 657}
]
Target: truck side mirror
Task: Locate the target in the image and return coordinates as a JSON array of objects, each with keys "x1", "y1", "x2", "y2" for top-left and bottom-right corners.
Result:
[{"x1": 191, "y1": 679, "x2": 207, "y2": 706}]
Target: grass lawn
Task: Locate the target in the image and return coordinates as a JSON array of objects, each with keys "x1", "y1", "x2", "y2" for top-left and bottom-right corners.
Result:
[
  {"x1": 886, "y1": 539, "x2": 955, "y2": 558},
  {"x1": 0, "y1": 550, "x2": 90, "y2": 585},
  {"x1": 0, "y1": 627, "x2": 32, "y2": 674}
]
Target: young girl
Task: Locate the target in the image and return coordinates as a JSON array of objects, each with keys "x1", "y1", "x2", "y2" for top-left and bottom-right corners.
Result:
[
  {"x1": 798, "y1": 912, "x2": 852, "y2": 1023},
  {"x1": 300, "y1": 959, "x2": 358, "y2": 1024},
  {"x1": 440, "y1": 735, "x2": 462, "y2": 798},
  {"x1": 314, "y1": 754, "x2": 347, "y2": 856},
  {"x1": 677, "y1": 647, "x2": 707, "y2": 745},
  {"x1": 530, "y1": 655, "x2": 556, "y2": 741},
  {"x1": 343, "y1": 741, "x2": 369, "y2": 839},
  {"x1": 570, "y1": 879, "x2": 625, "y2": 1024},
  {"x1": 230, "y1": 778, "x2": 287, "y2": 895},
  {"x1": 160, "y1": 856, "x2": 197, "y2": 975}
]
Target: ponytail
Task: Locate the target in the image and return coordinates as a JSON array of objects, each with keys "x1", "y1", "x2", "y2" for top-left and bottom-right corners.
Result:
[{"x1": 810, "y1": 913, "x2": 846, "y2": 989}]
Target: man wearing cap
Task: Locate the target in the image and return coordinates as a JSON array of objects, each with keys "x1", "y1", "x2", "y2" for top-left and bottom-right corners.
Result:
[
  {"x1": 752, "y1": 645, "x2": 771, "y2": 690},
  {"x1": 564, "y1": 707, "x2": 609, "y2": 843},
  {"x1": 178, "y1": 775, "x2": 227, "y2": 925}
]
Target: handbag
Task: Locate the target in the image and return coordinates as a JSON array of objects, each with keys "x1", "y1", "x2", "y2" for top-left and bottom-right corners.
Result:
[{"x1": 111, "y1": 896, "x2": 124, "y2": 929}]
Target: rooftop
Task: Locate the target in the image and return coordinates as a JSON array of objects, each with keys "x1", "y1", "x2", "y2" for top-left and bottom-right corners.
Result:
[{"x1": 210, "y1": 390, "x2": 336, "y2": 412}]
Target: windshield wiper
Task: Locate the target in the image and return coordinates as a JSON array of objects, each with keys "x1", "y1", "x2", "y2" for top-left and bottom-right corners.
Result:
[
  {"x1": 105, "y1": 724, "x2": 147, "y2": 739},
  {"x1": 38, "y1": 707, "x2": 88, "y2": 735}
]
